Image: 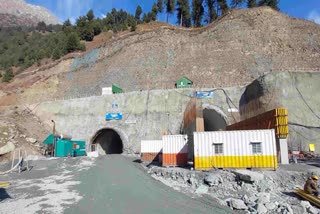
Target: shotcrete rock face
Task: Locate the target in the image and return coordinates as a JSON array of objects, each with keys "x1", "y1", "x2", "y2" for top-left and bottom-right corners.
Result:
[{"x1": 92, "y1": 129, "x2": 123, "y2": 154}]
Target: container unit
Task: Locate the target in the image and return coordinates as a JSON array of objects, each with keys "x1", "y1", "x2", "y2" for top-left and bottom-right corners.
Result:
[
  {"x1": 102, "y1": 87, "x2": 112, "y2": 95},
  {"x1": 55, "y1": 140, "x2": 86, "y2": 157},
  {"x1": 162, "y1": 135, "x2": 188, "y2": 166},
  {"x1": 194, "y1": 130, "x2": 278, "y2": 170},
  {"x1": 71, "y1": 140, "x2": 86, "y2": 157},
  {"x1": 55, "y1": 140, "x2": 73, "y2": 157},
  {"x1": 140, "y1": 140, "x2": 162, "y2": 162}
]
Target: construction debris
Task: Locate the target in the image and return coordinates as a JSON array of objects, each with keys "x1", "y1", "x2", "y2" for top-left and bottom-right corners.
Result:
[
  {"x1": 232, "y1": 169, "x2": 265, "y2": 183},
  {"x1": 144, "y1": 163, "x2": 320, "y2": 213}
]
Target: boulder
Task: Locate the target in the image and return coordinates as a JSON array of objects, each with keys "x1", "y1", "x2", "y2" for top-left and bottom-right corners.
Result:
[
  {"x1": 204, "y1": 173, "x2": 222, "y2": 186},
  {"x1": 0, "y1": 142, "x2": 15, "y2": 155},
  {"x1": 291, "y1": 205, "x2": 305, "y2": 214},
  {"x1": 256, "y1": 203, "x2": 268, "y2": 214},
  {"x1": 232, "y1": 169, "x2": 264, "y2": 183},
  {"x1": 3, "y1": 132, "x2": 8, "y2": 135},
  {"x1": 229, "y1": 198, "x2": 248, "y2": 210},
  {"x1": 265, "y1": 202, "x2": 277, "y2": 210},
  {"x1": 26, "y1": 138, "x2": 37, "y2": 144},
  {"x1": 301, "y1": 200, "x2": 311, "y2": 209},
  {"x1": 243, "y1": 194, "x2": 257, "y2": 207},
  {"x1": 256, "y1": 192, "x2": 270, "y2": 204},
  {"x1": 284, "y1": 204, "x2": 293, "y2": 214},
  {"x1": 307, "y1": 206, "x2": 319, "y2": 214},
  {"x1": 188, "y1": 177, "x2": 198, "y2": 185},
  {"x1": 195, "y1": 185, "x2": 209, "y2": 194}
]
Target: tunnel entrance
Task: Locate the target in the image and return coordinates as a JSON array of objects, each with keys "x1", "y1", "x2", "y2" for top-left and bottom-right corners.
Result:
[
  {"x1": 203, "y1": 108, "x2": 227, "y2": 131},
  {"x1": 92, "y1": 129, "x2": 123, "y2": 154}
]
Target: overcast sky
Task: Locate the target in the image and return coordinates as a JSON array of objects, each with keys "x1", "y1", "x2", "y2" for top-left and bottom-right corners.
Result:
[{"x1": 26, "y1": 0, "x2": 320, "y2": 25}]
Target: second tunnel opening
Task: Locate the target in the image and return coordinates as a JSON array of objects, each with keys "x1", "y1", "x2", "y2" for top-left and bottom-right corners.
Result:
[{"x1": 203, "y1": 108, "x2": 227, "y2": 131}]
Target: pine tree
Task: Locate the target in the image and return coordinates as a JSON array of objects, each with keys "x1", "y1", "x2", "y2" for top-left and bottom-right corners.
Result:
[
  {"x1": 76, "y1": 16, "x2": 87, "y2": 28},
  {"x1": 66, "y1": 33, "x2": 80, "y2": 52},
  {"x1": 37, "y1": 21, "x2": 47, "y2": 32},
  {"x1": 63, "y1": 19, "x2": 71, "y2": 27},
  {"x1": 151, "y1": 3, "x2": 158, "y2": 21},
  {"x1": 247, "y1": 0, "x2": 256, "y2": 8},
  {"x1": 258, "y1": 0, "x2": 279, "y2": 10},
  {"x1": 231, "y1": 0, "x2": 244, "y2": 8},
  {"x1": 129, "y1": 17, "x2": 137, "y2": 31},
  {"x1": 62, "y1": 19, "x2": 73, "y2": 34},
  {"x1": 217, "y1": 0, "x2": 229, "y2": 15},
  {"x1": 87, "y1": 9, "x2": 95, "y2": 22},
  {"x1": 192, "y1": 0, "x2": 204, "y2": 27},
  {"x1": 142, "y1": 13, "x2": 150, "y2": 23},
  {"x1": 80, "y1": 25, "x2": 94, "y2": 41},
  {"x1": 135, "y1": 6, "x2": 143, "y2": 22},
  {"x1": 206, "y1": 0, "x2": 217, "y2": 23},
  {"x1": 52, "y1": 48, "x2": 62, "y2": 60},
  {"x1": 176, "y1": 0, "x2": 191, "y2": 27},
  {"x1": 2, "y1": 68, "x2": 14, "y2": 82},
  {"x1": 157, "y1": 0, "x2": 164, "y2": 13},
  {"x1": 166, "y1": 0, "x2": 175, "y2": 22},
  {"x1": 92, "y1": 21, "x2": 102, "y2": 35}
]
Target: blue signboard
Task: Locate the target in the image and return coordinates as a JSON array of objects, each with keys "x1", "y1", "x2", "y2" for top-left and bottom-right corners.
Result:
[
  {"x1": 105, "y1": 113, "x2": 123, "y2": 121},
  {"x1": 189, "y1": 91, "x2": 214, "y2": 98}
]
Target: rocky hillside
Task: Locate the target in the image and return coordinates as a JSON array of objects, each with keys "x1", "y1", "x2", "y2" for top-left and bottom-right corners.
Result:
[
  {"x1": 0, "y1": 7, "x2": 320, "y2": 106},
  {"x1": 0, "y1": 0, "x2": 60, "y2": 27}
]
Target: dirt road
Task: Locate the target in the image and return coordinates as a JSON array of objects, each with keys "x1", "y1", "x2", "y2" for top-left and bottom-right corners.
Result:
[{"x1": 0, "y1": 155, "x2": 231, "y2": 214}]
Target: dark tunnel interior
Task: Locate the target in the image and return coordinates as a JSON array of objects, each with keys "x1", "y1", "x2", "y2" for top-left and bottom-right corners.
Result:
[
  {"x1": 93, "y1": 129, "x2": 123, "y2": 154},
  {"x1": 203, "y1": 109, "x2": 227, "y2": 131}
]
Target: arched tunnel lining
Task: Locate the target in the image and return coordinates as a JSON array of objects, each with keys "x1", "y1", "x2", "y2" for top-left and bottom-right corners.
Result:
[
  {"x1": 92, "y1": 129, "x2": 123, "y2": 154},
  {"x1": 203, "y1": 108, "x2": 227, "y2": 131},
  {"x1": 184, "y1": 106, "x2": 228, "y2": 160}
]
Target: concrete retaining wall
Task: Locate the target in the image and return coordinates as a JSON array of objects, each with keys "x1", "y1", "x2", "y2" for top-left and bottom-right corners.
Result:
[{"x1": 33, "y1": 88, "x2": 243, "y2": 153}]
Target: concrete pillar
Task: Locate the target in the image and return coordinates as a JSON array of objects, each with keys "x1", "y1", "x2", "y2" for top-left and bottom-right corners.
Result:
[
  {"x1": 196, "y1": 117, "x2": 204, "y2": 132},
  {"x1": 278, "y1": 138, "x2": 289, "y2": 164}
]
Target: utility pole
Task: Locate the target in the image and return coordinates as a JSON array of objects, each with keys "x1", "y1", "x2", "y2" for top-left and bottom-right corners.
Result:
[{"x1": 51, "y1": 120, "x2": 56, "y2": 157}]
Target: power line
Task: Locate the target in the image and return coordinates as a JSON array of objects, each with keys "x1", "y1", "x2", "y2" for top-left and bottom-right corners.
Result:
[{"x1": 289, "y1": 122, "x2": 320, "y2": 129}]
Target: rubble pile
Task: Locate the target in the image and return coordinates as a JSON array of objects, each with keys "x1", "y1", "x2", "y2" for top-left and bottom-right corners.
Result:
[
  {"x1": 0, "y1": 117, "x2": 45, "y2": 162},
  {"x1": 144, "y1": 164, "x2": 320, "y2": 213}
]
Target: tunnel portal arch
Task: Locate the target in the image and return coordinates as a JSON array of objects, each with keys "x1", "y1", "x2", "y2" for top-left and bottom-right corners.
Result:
[
  {"x1": 202, "y1": 104, "x2": 228, "y2": 131},
  {"x1": 90, "y1": 128, "x2": 128, "y2": 155}
]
